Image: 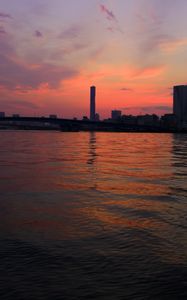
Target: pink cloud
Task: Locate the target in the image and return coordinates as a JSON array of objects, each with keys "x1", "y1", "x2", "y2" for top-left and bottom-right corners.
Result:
[
  {"x1": 133, "y1": 0, "x2": 183, "y2": 61},
  {"x1": 0, "y1": 26, "x2": 6, "y2": 34},
  {"x1": 107, "y1": 27, "x2": 114, "y2": 33},
  {"x1": 0, "y1": 26, "x2": 78, "y2": 90},
  {"x1": 0, "y1": 99, "x2": 39, "y2": 110},
  {"x1": 0, "y1": 54, "x2": 78, "y2": 90},
  {"x1": 34, "y1": 30, "x2": 43, "y2": 38},
  {"x1": 0, "y1": 12, "x2": 12, "y2": 19},
  {"x1": 59, "y1": 25, "x2": 82, "y2": 39},
  {"x1": 100, "y1": 4, "x2": 117, "y2": 22},
  {"x1": 99, "y1": 4, "x2": 124, "y2": 34}
]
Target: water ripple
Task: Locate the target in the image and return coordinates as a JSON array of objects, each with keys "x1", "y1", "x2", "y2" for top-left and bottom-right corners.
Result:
[{"x1": 0, "y1": 131, "x2": 187, "y2": 299}]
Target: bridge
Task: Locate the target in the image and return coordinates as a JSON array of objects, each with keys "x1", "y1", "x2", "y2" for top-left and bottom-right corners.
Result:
[{"x1": 0, "y1": 116, "x2": 179, "y2": 132}]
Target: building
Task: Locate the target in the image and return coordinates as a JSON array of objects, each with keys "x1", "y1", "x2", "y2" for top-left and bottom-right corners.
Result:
[
  {"x1": 111, "y1": 110, "x2": 122, "y2": 120},
  {"x1": 12, "y1": 114, "x2": 20, "y2": 118},
  {"x1": 90, "y1": 86, "x2": 96, "y2": 121},
  {"x1": 137, "y1": 114, "x2": 159, "y2": 126},
  {"x1": 160, "y1": 114, "x2": 176, "y2": 129},
  {"x1": 0, "y1": 112, "x2": 5, "y2": 118},
  {"x1": 122, "y1": 115, "x2": 137, "y2": 125},
  {"x1": 49, "y1": 114, "x2": 57, "y2": 119},
  {"x1": 173, "y1": 85, "x2": 187, "y2": 129},
  {"x1": 82, "y1": 116, "x2": 89, "y2": 121},
  {"x1": 95, "y1": 113, "x2": 100, "y2": 121}
]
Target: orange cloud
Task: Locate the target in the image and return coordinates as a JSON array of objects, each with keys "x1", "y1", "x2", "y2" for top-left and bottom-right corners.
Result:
[
  {"x1": 160, "y1": 38, "x2": 187, "y2": 52},
  {"x1": 131, "y1": 65, "x2": 166, "y2": 79}
]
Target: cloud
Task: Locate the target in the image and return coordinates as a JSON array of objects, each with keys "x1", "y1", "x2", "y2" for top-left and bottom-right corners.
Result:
[
  {"x1": 0, "y1": 26, "x2": 6, "y2": 34},
  {"x1": 159, "y1": 37, "x2": 187, "y2": 52},
  {"x1": 0, "y1": 12, "x2": 12, "y2": 19},
  {"x1": 151, "y1": 0, "x2": 177, "y2": 17},
  {"x1": 107, "y1": 27, "x2": 114, "y2": 33},
  {"x1": 30, "y1": 2, "x2": 48, "y2": 16},
  {"x1": 121, "y1": 87, "x2": 133, "y2": 92},
  {"x1": 136, "y1": 0, "x2": 177, "y2": 30},
  {"x1": 155, "y1": 105, "x2": 172, "y2": 111},
  {"x1": 99, "y1": 4, "x2": 124, "y2": 34},
  {"x1": 140, "y1": 105, "x2": 172, "y2": 113},
  {"x1": 0, "y1": 54, "x2": 78, "y2": 90},
  {"x1": 122, "y1": 105, "x2": 172, "y2": 115},
  {"x1": 130, "y1": 65, "x2": 166, "y2": 79},
  {"x1": 34, "y1": 30, "x2": 43, "y2": 38},
  {"x1": 133, "y1": 0, "x2": 185, "y2": 61},
  {"x1": 0, "y1": 30, "x2": 14, "y2": 55},
  {"x1": 100, "y1": 4, "x2": 117, "y2": 22},
  {"x1": 138, "y1": 31, "x2": 187, "y2": 54},
  {"x1": 0, "y1": 99, "x2": 39, "y2": 110},
  {"x1": 59, "y1": 25, "x2": 82, "y2": 39},
  {"x1": 0, "y1": 27, "x2": 79, "y2": 90},
  {"x1": 56, "y1": 25, "x2": 89, "y2": 57}
]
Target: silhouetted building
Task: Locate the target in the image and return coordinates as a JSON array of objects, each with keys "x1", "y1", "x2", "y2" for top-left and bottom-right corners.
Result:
[
  {"x1": 161, "y1": 114, "x2": 176, "y2": 129},
  {"x1": 174, "y1": 85, "x2": 187, "y2": 129},
  {"x1": 0, "y1": 112, "x2": 5, "y2": 118},
  {"x1": 90, "y1": 86, "x2": 96, "y2": 121},
  {"x1": 95, "y1": 113, "x2": 100, "y2": 121},
  {"x1": 49, "y1": 114, "x2": 57, "y2": 119},
  {"x1": 82, "y1": 116, "x2": 89, "y2": 121},
  {"x1": 12, "y1": 114, "x2": 20, "y2": 118},
  {"x1": 111, "y1": 110, "x2": 122, "y2": 120},
  {"x1": 122, "y1": 115, "x2": 137, "y2": 125},
  {"x1": 137, "y1": 114, "x2": 159, "y2": 126}
]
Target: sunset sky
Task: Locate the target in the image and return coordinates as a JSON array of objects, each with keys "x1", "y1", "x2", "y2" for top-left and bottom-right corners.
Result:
[{"x1": 1, "y1": 0, "x2": 187, "y2": 119}]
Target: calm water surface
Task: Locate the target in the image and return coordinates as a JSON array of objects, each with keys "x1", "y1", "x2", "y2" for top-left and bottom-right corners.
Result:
[{"x1": 0, "y1": 131, "x2": 187, "y2": 299}]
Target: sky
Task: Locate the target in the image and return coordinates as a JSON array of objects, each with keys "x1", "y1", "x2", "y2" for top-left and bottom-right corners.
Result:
[{"x1": 1, "y1": 0, "x2": 187, "y2": 119}]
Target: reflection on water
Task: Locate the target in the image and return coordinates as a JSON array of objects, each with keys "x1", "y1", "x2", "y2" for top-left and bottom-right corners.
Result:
[
  {"x1": 0, "y1": 131, "x2": 187, "y2": 299},
  {"x1": 87, "y1": 131, "x2": 97, "y2": 165}
]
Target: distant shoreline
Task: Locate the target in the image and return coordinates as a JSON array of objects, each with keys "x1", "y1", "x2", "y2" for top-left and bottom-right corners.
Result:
[
  {"x1": 0, "y1": 116, "x2": 186, "y2": 133},
  {"x1": 0, "y1": 127, "x2": 187, "y2": 134}
]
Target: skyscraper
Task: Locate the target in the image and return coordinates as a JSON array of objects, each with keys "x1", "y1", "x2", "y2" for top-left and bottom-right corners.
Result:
[
  {"x1": 111, "y1": 110, "x2": 122, "y2": 120},
  {"x1": 90, "y1": 86, "x2": 96, "y2": 121},
  {"x1": 173, "y1": 85, "x2": 187, "y2": 129}
]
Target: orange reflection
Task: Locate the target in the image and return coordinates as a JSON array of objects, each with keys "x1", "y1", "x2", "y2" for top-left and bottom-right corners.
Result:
[
  {"x1": 0, "y1": 133, "x2": 175, "y2": 240},
  {"x1": 78, "y1": 206, "x2": 167, "y2": 231}
]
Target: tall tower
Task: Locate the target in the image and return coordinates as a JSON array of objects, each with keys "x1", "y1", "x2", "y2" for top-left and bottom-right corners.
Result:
[
  {"x1": 90, "y1": 86, "x2": 96, "y2": 121},
  {"x1": 174, "y1": 85, "x2": 187, "y2": 129}
]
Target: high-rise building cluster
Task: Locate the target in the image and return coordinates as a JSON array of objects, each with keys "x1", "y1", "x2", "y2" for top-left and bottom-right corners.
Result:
[
  {"x1": 88, "y1": 85, "x2": 187, "y2": 130},
  {"x1": 173, "y1": 85, "x2": 187, "y2": 129}
]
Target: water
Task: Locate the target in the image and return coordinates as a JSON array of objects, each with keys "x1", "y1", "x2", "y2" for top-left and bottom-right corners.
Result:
[{"x1": 0, "y1": 131, "x2": 187, "y2": 299}]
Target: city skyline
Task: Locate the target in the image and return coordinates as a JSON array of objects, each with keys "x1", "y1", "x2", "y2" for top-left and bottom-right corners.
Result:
[{"x1": 1, "y1": 1, "x2": 187, "y2": 118}]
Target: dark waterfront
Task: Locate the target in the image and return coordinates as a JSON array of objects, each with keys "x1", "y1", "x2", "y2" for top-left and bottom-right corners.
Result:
[{"x1": 0, "y1": 131, "x2": 187, "y2": 300}]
